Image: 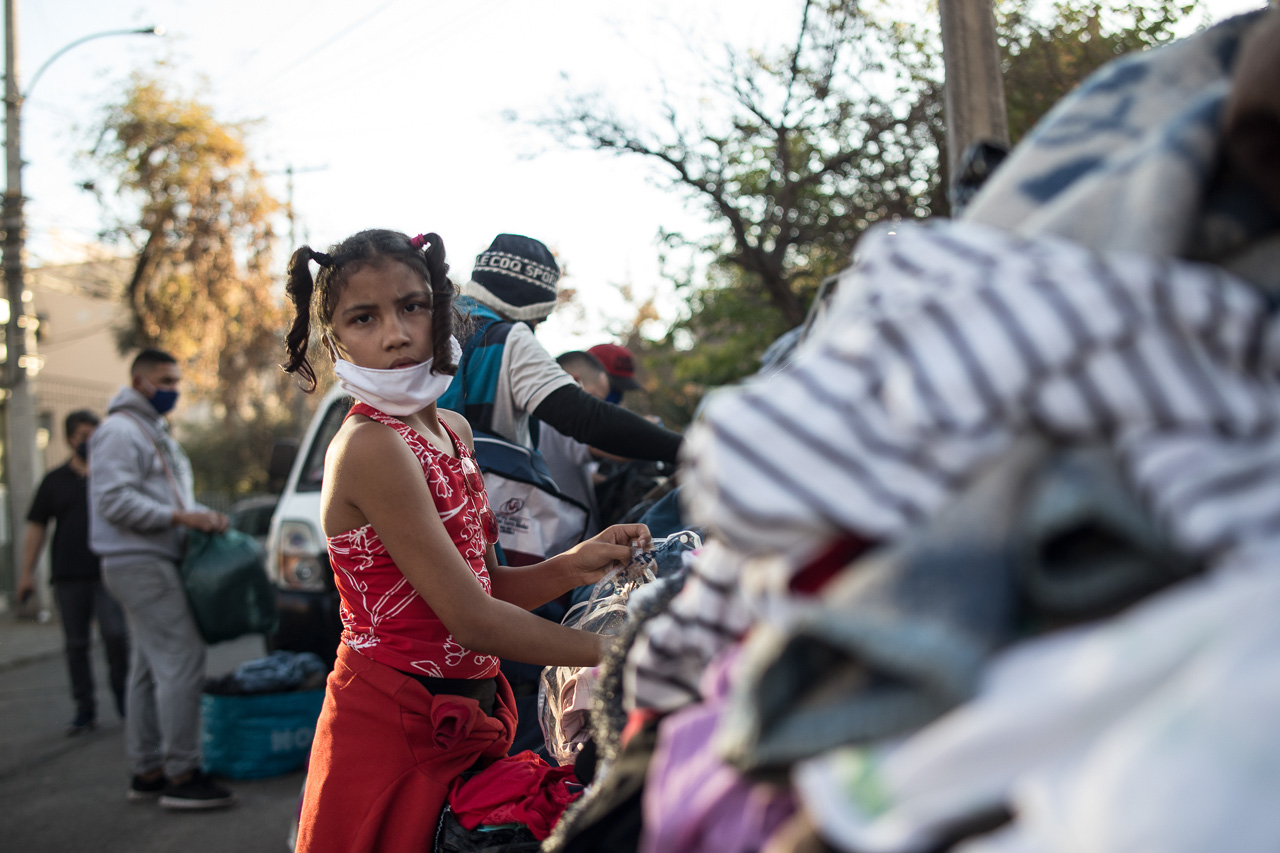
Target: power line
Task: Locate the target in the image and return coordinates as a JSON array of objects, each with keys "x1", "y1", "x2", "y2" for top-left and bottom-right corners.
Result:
[
  {"x1": 261, "y1": 1, "x2": 397, "y2": 85},
  {"x1": 235, "y1": 0, "x2": 508, "y2": 119}
]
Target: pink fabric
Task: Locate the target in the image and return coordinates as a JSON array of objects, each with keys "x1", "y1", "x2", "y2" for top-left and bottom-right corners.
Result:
[
  {"x1": 556, "y1": 666, "x2": 599, "y2": 755},
  {"x1": 327, "y1": 402, "x2": 499, "y2": 678},
  {"x1": 448, "y1": 750, "x2": 583, "y2": 840},
  {"x1": 640, "y1": 649, "x2": 796, "y2": 853}
]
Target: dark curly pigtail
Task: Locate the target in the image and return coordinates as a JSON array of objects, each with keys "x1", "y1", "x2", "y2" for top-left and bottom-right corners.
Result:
[
  {"x1": 283, "y1": 246, "x2": 320, "y2": 392},
  {"x1": 419, "y1": 233, "x2": 458, "y2": 375}
]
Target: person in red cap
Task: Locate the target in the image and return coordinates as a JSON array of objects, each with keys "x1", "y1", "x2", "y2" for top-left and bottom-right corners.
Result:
[{"x1": 587, "y1": 343, "x2": 642, "y2": 404}]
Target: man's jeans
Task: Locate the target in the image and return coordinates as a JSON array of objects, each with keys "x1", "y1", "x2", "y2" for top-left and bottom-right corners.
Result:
[
  {"x1": 102, "y1": 558, "x2": 206, "y2": 778},
  {"x1": 53, "y1": 579, "x2": 129, "y2": 721}
]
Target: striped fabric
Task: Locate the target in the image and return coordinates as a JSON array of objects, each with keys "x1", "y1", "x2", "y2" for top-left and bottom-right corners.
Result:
[
  {"x1": 627, "y1": 218, "x2": 1280, "y2": 712},
  {"x1": 623, "y1": 541, "x2": 757, "y2": 711},
  {"x1": 683, "y1": 219, "x2": 1280, "y2": 564}
]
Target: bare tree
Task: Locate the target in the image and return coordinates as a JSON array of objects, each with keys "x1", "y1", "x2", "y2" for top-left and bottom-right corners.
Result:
[
  {"x1": 532, "y1": 0, "x2": 945, "y2": 329},
  {"x1": 530, "y1": 0, "x2": 1201, "y2": 406}
]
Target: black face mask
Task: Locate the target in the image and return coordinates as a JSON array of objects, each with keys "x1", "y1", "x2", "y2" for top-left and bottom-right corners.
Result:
[{"x1": 74, "y1": 441, "x2": 89, "y2": 462}]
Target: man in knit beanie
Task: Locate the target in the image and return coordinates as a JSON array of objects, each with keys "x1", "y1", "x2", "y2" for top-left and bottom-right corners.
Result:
[
  {"x1": 462, "y1": 234, "x2": 561, "y2": 325},
  {"x1": 442, "y1": 233, "x2": 681, "y2": 461},
  {"x1": 440, "y1": 233, "x2": 684, "y2": 756}
]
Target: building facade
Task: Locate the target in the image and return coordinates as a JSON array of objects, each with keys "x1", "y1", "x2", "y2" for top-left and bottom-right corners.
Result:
[{"x1": 0, "y1": 258, "x2": 132, "y2": 609}]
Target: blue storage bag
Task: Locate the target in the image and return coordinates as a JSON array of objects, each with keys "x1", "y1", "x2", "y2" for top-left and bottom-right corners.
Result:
[{"x1": 202, "y1": 688, "x2": 326, "y2": 779}]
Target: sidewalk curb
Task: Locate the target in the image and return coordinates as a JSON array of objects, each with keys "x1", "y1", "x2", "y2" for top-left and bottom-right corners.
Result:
[
  {"x1": 0, "y1": 614, "x2": 67, "y2": 673},
  {"x1": 0, "y1": 646, "x2": 63, "y2": 673}
]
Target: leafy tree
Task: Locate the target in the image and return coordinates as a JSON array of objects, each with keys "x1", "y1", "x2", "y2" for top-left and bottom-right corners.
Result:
[
  {"x1": 181, "y1": 412, "x2": 291, "y2": 501},
  {"x1": 998, "y1": 1, "x2": 1201, "y2": 142},
  {"x1": 87, "y1": 73, "x2": 298, "y2": 498},
  {"x1": 535, "y1": 0, "x2": 945, "y2": 333},
  {"x1": 626, "y1": 264, "x2": 798, "y2": 429},
  {"x1": 531, "y1": 0, "x2": 1200, "y2": 399}
]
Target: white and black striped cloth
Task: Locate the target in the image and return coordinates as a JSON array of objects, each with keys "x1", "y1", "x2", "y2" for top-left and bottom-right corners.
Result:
[
  {"x1": 628, "y1": 218, "x2": 1280, "y2": 711},
  {"x1": 623, "y1": 540, "x2": 756, "y2": 712},
  {"x1": 684, "y1": 219, "x2": 1280, "y2": 562}
]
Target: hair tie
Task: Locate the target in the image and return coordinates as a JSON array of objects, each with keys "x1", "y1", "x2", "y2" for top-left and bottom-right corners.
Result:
[
  {"x1": 410, "y1": 234, "x2": 429, "y2": 250},
  {"x1": 312, "y1": 250, "x2": 333, "y2": 267}
]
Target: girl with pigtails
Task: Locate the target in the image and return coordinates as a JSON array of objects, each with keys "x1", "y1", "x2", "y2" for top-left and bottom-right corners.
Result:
[{"x1": 281, "y1": 229, "x2": 651, "y2": 853}]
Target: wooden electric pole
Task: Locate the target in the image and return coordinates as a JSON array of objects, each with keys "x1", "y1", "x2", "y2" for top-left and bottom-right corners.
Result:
[
  {"x1": 273, "y1": 163, "x2": 327, "y2": 252},
  {"x1": 939, "y1": 0, "x2": 1010, "y2": 177},
  {"x1": 2, "y1": 10, "x2": 159, "y2": 600}
]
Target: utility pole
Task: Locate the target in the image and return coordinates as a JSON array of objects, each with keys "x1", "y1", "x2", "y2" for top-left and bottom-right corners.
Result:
[
  {"x1": 939, "y1": 0, "x2": 1009, "y2": 177},
  {"x1": 287, "y1": 165, "x2": 296, "y2": 250},
  {"x1": 3, "y1": 0, "x2": 38, "y2": 602},
  {"x1": 275, "y1": 163, "x2": 327, "y2": 252},
  {"x1": 1, "y1": 9, "x2": 160, "y2": 602}
]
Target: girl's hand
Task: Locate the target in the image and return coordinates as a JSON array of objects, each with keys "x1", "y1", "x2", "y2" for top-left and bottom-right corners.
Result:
[{"x1": 562, "y1": 523, "x2": 653, "y2": 587}]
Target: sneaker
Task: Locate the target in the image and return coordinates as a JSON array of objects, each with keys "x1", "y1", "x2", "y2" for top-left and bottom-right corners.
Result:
[
  {"x1": 158, "y1": 770, "x2": 236, "y2": 811},
  {"x1": 64, "y1": 715, "x2": 97, "y2": 737},
  {"x1": 128, "y1": 773, "x2": 167, "y2": 802}
]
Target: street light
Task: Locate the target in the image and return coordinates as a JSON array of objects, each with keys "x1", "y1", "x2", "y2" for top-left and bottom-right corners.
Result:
[
  {"x1": 2, "y1": 7, "x2": 162, "y2": 602},
  {"x1": 25, "y1": 26, "x2": 163, "y2": 97}
]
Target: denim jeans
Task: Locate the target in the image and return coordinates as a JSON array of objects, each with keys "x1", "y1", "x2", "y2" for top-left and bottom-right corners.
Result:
[{"x1": 53, "y1": 579, "x2": 129, "y2": 721}]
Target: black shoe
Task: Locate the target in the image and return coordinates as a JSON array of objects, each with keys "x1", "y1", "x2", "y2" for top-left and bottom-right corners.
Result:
[
  {"x1": 128, "y1": 773, "x2": 167, "y2": 802},
  {"x1": 64, "y1": 715, "x2": 97, "y2": 737},
  {"x1": 158, "y1": 770, "x2": 235, "y2": 811}
]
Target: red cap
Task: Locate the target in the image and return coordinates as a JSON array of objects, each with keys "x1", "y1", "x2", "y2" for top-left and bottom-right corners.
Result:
[{"x1": 588, "y1": 343, "x2": 641, "y2": 390}]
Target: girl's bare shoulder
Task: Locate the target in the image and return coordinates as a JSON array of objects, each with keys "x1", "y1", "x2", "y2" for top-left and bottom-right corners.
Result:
[
  {"x1": 437, "y1": 408, "x2": 475, "y2": 451},
  {"x1": 328, "y1": 414, "x2": 413, "y2": 474},
  {"x1": 322, "y1": 413, "x2": 438, "y2": 533}
]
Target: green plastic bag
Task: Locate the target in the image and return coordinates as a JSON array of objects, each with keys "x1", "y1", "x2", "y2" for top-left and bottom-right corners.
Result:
[{"x1": 180, "y1": 528, "x2": 279, "y2": 644}]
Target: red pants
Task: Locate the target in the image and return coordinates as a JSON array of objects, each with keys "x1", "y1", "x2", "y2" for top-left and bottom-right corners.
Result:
[{"x1": 297, "y1": 644, "x2": 517, "y2": 853}]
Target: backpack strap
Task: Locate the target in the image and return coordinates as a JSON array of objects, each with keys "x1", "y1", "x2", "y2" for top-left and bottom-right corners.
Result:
[
  {"x1": 114, "y1": 411, "x2": 186, "y2": 512},
  {"x1": 449, "y1": 318, "x2": 504, "y2": 434}
]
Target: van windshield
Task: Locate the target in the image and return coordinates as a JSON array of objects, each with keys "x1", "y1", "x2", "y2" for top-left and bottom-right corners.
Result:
[{"x1": 297, "y1": 396, "x2": 353, "y2": 492}]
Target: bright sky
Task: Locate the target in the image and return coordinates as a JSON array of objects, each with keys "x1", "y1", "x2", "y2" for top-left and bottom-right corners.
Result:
[{"x1": 9, "y1": 0, "x2": 1268, "y2": 356}]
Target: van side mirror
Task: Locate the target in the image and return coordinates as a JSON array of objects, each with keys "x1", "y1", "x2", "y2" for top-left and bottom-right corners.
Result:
[{"x1": 268, "y1": 438, "x2": 299, "y2": 493}]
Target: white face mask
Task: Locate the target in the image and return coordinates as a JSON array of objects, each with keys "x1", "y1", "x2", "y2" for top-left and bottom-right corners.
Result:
[{"x1": 331, "y1": 336, "x2": 461, "y2": 416}]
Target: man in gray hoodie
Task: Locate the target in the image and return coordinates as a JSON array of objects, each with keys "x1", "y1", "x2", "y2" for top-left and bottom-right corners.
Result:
[{"x1": 88, "y1": 349, "x2": 234, "y2": 810}]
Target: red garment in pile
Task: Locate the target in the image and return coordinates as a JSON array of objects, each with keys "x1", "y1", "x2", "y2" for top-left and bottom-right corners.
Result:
[{"x1": 447, "y1": 749, "x2": 583, "y2": 841}]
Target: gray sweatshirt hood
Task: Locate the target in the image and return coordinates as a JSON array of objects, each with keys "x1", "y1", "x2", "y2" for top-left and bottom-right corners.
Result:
[{"x1": 89, "y1": 386, "x2": 197, "y2": 566}]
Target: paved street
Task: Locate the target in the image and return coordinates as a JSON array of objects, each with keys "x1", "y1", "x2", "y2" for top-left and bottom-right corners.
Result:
[{"x1": 0, "y1": 616, "x2": 306, "y2": 853}]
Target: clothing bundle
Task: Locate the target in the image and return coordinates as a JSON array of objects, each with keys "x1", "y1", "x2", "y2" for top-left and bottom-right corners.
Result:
[
  {"x1": 536, "y1": 10, "x2": 1280, "y2": 853},
  {"x1": 203, "y1": 650, "x2": 329, "y2": 695},
  {"x1": 539, "y1": 532, "x2": 702, "y2": 765},
  {"x1": 435, "y1": 750, "x2": 584, "y2": 851}
]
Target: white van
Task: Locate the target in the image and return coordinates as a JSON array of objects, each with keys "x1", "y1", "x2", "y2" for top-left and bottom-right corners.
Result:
[{"x1": 263, "y1": 387, "x2": 351, "y2": 662}]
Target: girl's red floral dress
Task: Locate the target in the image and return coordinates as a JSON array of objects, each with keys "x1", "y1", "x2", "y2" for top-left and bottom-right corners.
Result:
[{"x1": 297, "y1": 403, "x2": 517, "y2": 853}]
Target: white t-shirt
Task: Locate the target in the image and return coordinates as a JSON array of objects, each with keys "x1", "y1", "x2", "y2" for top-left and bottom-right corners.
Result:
[{"x1": 490, "y1": 323, "x2": 577, "y2": 448}]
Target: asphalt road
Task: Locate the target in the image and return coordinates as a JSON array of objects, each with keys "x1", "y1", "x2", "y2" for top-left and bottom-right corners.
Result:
[{"x1": 0, "y1": 634, "x2": 307, "y2": 853}]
